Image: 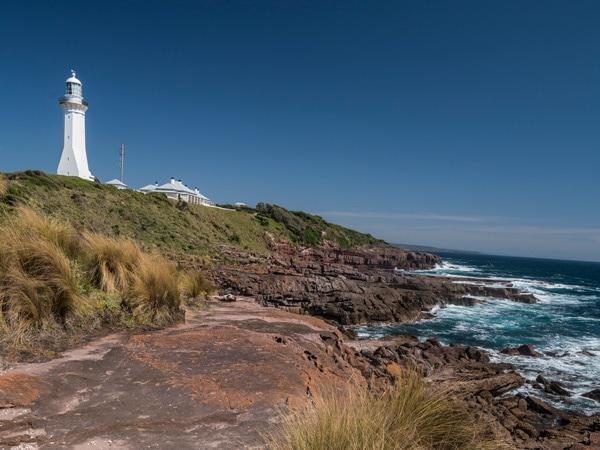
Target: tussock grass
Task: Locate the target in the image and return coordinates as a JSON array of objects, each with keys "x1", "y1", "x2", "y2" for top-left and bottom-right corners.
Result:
[
  {"x1": 0, "y1": 213, "x2": 83, "y2": 335},
  {"x1": 123, "y1": 252, "x2": 181, "y2": 325},
  {"x1": 181, "y1": 269, "x2": 214, "y2": 299},
  {"x1": 267, "y1": 369, "x2": 508, "y2": 450},
  {"x1": 83, "y1": 233, "x2": 141, "y2": 293},
  {"x1": 13, "y1": 206, "x2": 82, "y2": 259},
  {"x1": 0, "y1": 175, "x2": 6, "y2": 196},
  {"x1": 0, "y1": 206, "x2": 191, "y2": 356},
  {"x1": 0, "y1": 270, "x2": 48, "y2": 340}
]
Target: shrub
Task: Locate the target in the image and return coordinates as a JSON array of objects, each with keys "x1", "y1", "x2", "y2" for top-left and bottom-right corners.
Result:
[
  {"x1": 266, "y1": 369, "x2": 507, "y2": 450},
  {"x1": 123, "y1": 252, "x2": 182, "y2": 325}
]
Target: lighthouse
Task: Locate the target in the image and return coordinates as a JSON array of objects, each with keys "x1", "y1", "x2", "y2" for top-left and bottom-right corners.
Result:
[{"x1": 57, "y1": 70, "x2": 94, "y2": 181}]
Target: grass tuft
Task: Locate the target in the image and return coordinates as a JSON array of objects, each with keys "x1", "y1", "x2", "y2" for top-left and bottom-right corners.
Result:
[
  {"x1": 17, "y1": 206, "x2": 82, "y2": 259},
  {"x1": 0, "y1": 220, "x2": 83, "y2": 335},
  {"x1": 181, "y1": 269, "x2": 214, "y2": 299},
  {"x1": 0, "y1": 175, "x2": 6, "y2": 196},
  {"x1": 266, "y1": 369, "x2": 508, "y2": 450},
  {"x1": 123, "y1": 252, "x2": 182, "y2": 325},
  {"x1": 0, "y1": 206, "x2": 193, "y2": 354},
  {"x1": 83, "y1": 233, "x2": 141, "y2": 293}
]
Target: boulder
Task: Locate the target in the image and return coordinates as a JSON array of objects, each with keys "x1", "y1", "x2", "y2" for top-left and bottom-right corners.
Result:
[
  {"x1": 582, "y1": 389, "x2": 600, "y2": 402},
  {"x1": 525, "y1": 396, "x2": 570, "y2": 421},
  {"x1": 536, "y1": 374, "x2": 571, "y2": 397},
  {"x1": 501, "y1": 344, "x2": 541, "y2": 357}
]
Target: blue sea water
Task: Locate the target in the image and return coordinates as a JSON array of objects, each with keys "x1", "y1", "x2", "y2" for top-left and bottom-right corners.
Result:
[{"x1": 355, "y1": 253, "x2": 600, "y2": 415}]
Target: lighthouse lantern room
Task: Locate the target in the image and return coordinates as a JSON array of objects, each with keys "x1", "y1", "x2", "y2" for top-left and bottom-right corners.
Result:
[{"x1": 57, "y1": 70, "x2": 94, "y2": 181}]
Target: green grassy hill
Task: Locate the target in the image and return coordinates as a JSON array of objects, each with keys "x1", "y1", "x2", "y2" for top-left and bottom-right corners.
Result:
[{"x1": 0, "y1": 170, "x2": 382, "y2": 264}]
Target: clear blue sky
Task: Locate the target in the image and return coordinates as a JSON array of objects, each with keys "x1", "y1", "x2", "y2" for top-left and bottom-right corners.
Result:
[{"x1": 1, "y1": 1, "x2": 599, "y2": 261}]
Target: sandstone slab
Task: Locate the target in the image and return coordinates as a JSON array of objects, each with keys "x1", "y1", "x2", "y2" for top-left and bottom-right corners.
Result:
[{"x1": 0, "y1": 300, "x2": 361, "y2": 449}]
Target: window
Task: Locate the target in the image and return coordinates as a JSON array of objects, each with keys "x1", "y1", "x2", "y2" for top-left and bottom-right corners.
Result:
[{"x1": 66, "y1": 82, "x2": 82, "y2": 97}]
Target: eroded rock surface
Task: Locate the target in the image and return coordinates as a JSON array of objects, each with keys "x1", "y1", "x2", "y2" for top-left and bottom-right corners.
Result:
[
  {"x1": 0, "y1": 299, "x2": 598, "y2": 449},
  {"x1": 1, "y1": 243, "x2": 592, "y2": 449},
  {"x1": 0, "y1": 300, "x2": 362, "y2": 449},
  {"x1": 211, "y1": 243, "x2": 536, "y2": 325}
]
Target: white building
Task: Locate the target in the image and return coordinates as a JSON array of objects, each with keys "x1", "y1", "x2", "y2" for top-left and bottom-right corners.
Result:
[
  {"x1": 57, "y1": 71, "x2": 94, "y2": 181},
  {"x1": 105, "y1": 179, "x2": 128, "y2": 190},
  {"x1": 140, "y1": 178, "x2": 214, "y2": 206}
]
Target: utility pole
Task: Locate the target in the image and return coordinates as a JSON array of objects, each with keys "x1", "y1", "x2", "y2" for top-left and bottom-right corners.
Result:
[{"x1": 119, "y1": 144, "x2": 125, "y2": 182}]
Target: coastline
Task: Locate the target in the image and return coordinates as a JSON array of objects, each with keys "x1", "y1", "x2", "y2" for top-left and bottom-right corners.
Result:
[
  {"x1": 1, "y1": 297, "x2": 598, "y2": 449},
  {"x1": 1, "y1": 241, "x2": 599, "y2": 448}
]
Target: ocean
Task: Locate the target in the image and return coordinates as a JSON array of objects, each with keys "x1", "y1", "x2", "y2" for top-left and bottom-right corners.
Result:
[{"x1": 354, "y1": 253, "x2": 600, "y2": 415}]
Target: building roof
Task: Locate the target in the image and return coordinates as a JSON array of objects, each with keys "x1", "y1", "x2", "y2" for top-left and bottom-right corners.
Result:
[
  {"x1": 148, "y1": 178, "x2": 212, "y2": 203},
  {"x1": 105, "y1": 179, "x2": 128, "y2": 189},
  {"x1": 139, "y1": 183, "x2": 158, "y2": 193},
  {"x1": 154, "y1": 179, "x2": 196, "y2": 195}
]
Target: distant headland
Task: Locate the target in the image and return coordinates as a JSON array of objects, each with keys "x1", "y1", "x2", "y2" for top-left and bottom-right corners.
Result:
[{"x1": 393, "y1": 243, "x2": 481, "y2": 255}]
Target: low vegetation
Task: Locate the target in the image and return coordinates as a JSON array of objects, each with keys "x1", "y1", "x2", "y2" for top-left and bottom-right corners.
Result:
[
  {"x1": 255, "y1": 202, "x2": 382, "y2": 248},
  {"x1": 0, "y1": 205, "x2": 210, "y2": 360},
  {"x1": 181, "y1": 269, "x2": 214, "y2": 301},
  {"x1": 267, "y1": 369, "x2": 507, "y2": 450},
  {"x1": 0, "y1": 171, "x2": 381, "y2": 261}
]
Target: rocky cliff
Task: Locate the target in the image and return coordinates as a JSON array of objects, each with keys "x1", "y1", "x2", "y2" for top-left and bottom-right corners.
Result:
[{"x1": 210, "y1": 241, "x2": 536, "y2": 325}]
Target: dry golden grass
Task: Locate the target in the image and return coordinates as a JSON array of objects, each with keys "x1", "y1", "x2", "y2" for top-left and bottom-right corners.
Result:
[
  {"x1": 267, "y1": 369, "x2": 508, "y2": 450},
  {"x1": 0, "y1": 175, "x2": 6, "y2": 196},
  {"x1": 181, "y1": 269, "x2": 214, "y2": 299},
  {"x1": 0, "y1": 207, "x2": 190, "y2": 348},
  {"x1": 83, "y1": 233, "x2": 142, "y2": 293},
  {"x1": 0, "y1": 221, "x2": 83, "y2": 336},
  {"x1": 124, "y1": 252, "x2": 182, "y2": 325},
  {"x1": 13, "y1": 206, "x2": 82, "y2": 259}
]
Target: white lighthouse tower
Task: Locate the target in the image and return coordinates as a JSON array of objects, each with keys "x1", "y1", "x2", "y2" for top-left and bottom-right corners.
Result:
[{"x1": 57, "y1": 70, "x2": 94, "y2": 181}]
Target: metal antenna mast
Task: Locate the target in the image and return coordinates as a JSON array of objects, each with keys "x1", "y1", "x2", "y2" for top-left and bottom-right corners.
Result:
[{"x1": 119, "y1": 144, "x2": 125, "y2": 182}]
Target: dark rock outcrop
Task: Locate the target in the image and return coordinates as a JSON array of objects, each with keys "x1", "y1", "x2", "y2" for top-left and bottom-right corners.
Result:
[
  {"x1": 204, "y1": 242, "x2": 600, "y2": 449},
  {"x1": 583, "y1": 389, "x2": 600, "y2": 402},
  {"x1": 536, "y1": 374, "x2": 572, "y2": 397},
  {"x1": 210, "y1": 242, "x2": 537, "y2": 325},
  {"x1": 502, "y1": 344, "x2": 543, "y2": 357},
  {"x1": 346, "y1": 335, "x2": 600, "y2": 450}
]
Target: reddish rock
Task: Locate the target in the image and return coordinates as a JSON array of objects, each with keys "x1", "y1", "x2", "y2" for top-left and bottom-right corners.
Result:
[
  {"x1": 0, "y1": 301, "x2": 364, "y2": 448},
  {"x1": 212, "y1": 243, "x2": 539, "y2": 326},
  {"x1": 0, "y1": 373, "x2": 50, "y2": 407}
]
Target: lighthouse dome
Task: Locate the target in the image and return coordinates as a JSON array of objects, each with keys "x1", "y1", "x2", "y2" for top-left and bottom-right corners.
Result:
[
  {"x1": 63, "y1": 70, "x2": 83, "y2": 99},
  {"x1": 66, "y1": 70, "x2": 82, "y2": 84},
  {"x1": 66, "y1": 75, "x2": 81, "y2": 84}
]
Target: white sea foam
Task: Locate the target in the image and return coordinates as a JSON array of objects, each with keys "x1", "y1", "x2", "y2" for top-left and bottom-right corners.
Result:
[
  {"x1": 367, "y1": 254, "x2": 600, "y2": 414},
  {"x1": 490, "y1": 347, "x2": 600, "y2": 415}
]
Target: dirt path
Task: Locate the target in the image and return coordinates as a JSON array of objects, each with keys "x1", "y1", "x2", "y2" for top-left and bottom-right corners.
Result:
[{"x1": 0, "y1": 299, "x2": 360, "y2": 449}]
